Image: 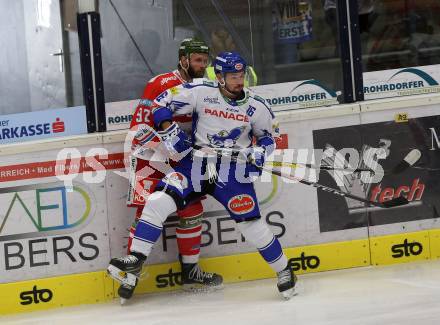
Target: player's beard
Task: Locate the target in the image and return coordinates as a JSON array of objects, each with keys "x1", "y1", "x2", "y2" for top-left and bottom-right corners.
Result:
[
  {"x1": 188, "y1": 65, "x2": 205, "y2": 79},
  {"x1": 225, "y1": 84, "x2": 244, "y2": 99}
]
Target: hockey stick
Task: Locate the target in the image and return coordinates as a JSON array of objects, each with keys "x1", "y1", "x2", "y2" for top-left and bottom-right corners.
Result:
[
  {"x1": 206, "y1": 148, "x2": 421, "y2": 175},
  {"x1": 131, "y1": 123, "x2": 421, "y2": 176},
  {"x1": 267, "y1": 161, "x2": 372, "y2": 173},
  {"x1": 195, "y1": 147, "x2": 372, "y2": 173},
  {"x1": 196, "y1": 147, "x2": 412, "y2": 209},
  {"x1": 254, "y1": 164, "x2": 408, "y2": 208}
]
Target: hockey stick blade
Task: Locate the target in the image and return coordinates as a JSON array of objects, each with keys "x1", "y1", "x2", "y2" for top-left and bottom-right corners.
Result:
[{"x1": 380, "y1": 196, "x2": 409, "y2": 208}]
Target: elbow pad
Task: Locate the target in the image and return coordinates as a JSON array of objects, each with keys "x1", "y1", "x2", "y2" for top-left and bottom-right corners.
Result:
[{"x1": 152, "y1": 106, "x2": 173, "y2": 128}]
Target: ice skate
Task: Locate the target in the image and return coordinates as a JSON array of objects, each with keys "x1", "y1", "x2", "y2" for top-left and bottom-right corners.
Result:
[
  {"x1": 277, "y1": 265, "x2": 297, "y2": 300},
  {"x1": 118, "y1": 282, "x2": 137, "y2": 305},
  {"x1": 107, "y1": 253, "x2": 146, "y2": 304},
  {"x1": 180, "y1": 259, "x2": 223, "y2": 292}
]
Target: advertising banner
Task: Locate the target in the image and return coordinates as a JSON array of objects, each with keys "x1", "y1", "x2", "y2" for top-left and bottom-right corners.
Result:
[
  {"x1": 103, "y1": 80, "x2": 339, "y2": 132},
  {"x1": 251, "y1": 80, "x2": 338, "y2": 111},
  {"x1": 0, "y1": 106, "x2": 87, "y2": 144},
  {"x1": 363, "y1": 64, "x2": 440, "y2": 100},
  {"x1": 313, "y1": 115, "x2": 440, "y2": 233},
  {"x1": 105, "y1": 100, "x2": 137, "y2": 131},
  {"x1": 3, "y1": 96, "x2": 439, "y2": 285},
  {"x1": 0, "y1": 146, "x2": 113, "y2": 283}
]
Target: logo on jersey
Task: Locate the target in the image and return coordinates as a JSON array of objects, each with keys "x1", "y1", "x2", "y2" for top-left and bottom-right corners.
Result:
[
  {"x1": 139, "y1": 99, "x2": 153, "y2": 106},
  {"x1": 204, "y1": 108, "x2": 249, "y2": 122},
  {"x1": 228, "y1": 194, "x2": 255, "y2": 215},
  {"x1": 207, "y1": 126, "x2": 245, "y2": 147},
  {"x1": 165, "y1": 172, "x2": 188, "y2": 190},
  {"x1": 160, "y1": 76, "x2": 178, "y2": 86},
  {"x1": 226, "y1": 106, "x2": 239, "y2": 113},
  {"x1": 156, "y1": 91, "x2": 169, "y2": 102},
  {"x1": 170, "y1": 87, "x2": 180, "y2": 95},
  {"x1": 203, "y1": 96, "x2": 220, "y2": 104}
]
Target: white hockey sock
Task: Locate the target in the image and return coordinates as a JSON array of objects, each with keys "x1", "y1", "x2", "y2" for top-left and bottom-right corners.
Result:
[
  {"x1": 131, "y1": 191, "x2": 177, "y2": 256},
  {"x1": 237, "y1": 219, "x2": 288, "y2": 273}
]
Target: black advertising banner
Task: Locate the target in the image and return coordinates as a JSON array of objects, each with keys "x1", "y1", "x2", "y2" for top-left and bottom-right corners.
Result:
[{"x1": 313, "y1": 115, "x2": 440, "y2": 232}]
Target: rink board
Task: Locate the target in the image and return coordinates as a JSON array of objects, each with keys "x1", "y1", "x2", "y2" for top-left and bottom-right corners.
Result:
[
  {"x1": 2, "y1": 229, "x2": 440, "y2": 315},
  {"x1": 429, "y1": 229, "x2": 440, "y2": 259},
  {"x1": 370, "y1": 231, "x2": 431, "y2": 266},
  {"x1": 1, "y1": 93, "x2": 440, "y2": 315},
  {"x1": 0, "y1": 271, "x2": 113, "y2": 315},
  {"x1": 134, "y1": 238, "x2": 370, "y2": 295},
  {"x1": 0, "y1": 238, "x2": 369, "y2": 315}
]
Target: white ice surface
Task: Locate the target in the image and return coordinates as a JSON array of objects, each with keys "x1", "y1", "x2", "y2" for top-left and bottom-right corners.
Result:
[{"x1": 3, "y1": 260, "x2": 440, "y2": 325}]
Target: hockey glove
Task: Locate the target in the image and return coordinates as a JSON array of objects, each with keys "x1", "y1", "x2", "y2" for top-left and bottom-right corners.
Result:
[
  {"x1": 244, "y1": 146, "x2": 267, "y2": 176},
  {"x1": 247, "y1": 146, "x2": 266, "y2": 168},
  {"x1": 157, "y1": 122, "x2": 191, "y2": 158},
  {"x1": 131, "y1": 125, "x2": 157, "y2": 150}
]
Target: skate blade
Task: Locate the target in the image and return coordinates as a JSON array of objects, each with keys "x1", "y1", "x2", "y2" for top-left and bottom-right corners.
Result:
[
  {"x1": 107, "y1": 265, "x2": 137, "y2": 287},
  {"x1": 120, "y1": 298, "x2": 128, "y2": 305},
  {"x1": 182, "y1": 283, "x2": 224, "y2": 293},
  {"x1": 280, "y1": 287, "x2": 297, "y2": 300}
]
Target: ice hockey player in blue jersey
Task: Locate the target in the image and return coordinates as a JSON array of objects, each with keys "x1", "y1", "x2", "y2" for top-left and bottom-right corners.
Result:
[{"x1": 107, "y1": 52, "x2": 297, "y2": 301}]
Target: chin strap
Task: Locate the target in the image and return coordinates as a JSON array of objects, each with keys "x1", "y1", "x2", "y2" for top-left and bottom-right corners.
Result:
[
  {"x1": 218, "y1": 79, "x2": 240, "y2": 99},
  {"x1": 179, "y1": 61, "x2": 191, "y2": 82},
  {"x1": 179, "y1": 53, "x2": 198, "y2": 82}
]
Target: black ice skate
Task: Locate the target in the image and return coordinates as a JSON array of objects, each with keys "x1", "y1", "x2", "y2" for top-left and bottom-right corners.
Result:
[
  {"x1": 180, "y1": 260, "x2": 223, "y2": 291},
  {"x1": 277, "y1": 265, "x2": 297, "y2": 300},
  {"x1": 107, "y1": 253, "x2": 146, "y2": 304}
]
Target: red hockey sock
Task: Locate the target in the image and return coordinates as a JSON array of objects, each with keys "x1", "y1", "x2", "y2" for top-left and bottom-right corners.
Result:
[
  {"x1": 176, "y1": 200, "x2": 204, "y2": 264},
  {"x1": 126, "y1": 205, "x2": 144, "y2": 254}
]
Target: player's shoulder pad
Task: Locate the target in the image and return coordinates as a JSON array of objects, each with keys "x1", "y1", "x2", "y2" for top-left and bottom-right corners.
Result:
[
  {"x1": 156, "y1": 82, "x2": 186, "y2": 99},
  {"x1": 158, "y1": 72, "x2": 181, "y2": 85},
  {"x1": 148, "y1": 71, "x2": 170, "y2": 84},
  {"x1": 249, "y1": 92, "x2": 275, "y2": 118}
]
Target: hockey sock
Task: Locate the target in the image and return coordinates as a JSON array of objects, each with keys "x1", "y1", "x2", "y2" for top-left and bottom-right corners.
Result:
[
  {"x1": 176, "y1": 201, "x2": 203, "y2": 264},
  {"x1": 131, "y1": 191, "x2": 177, "y2": 256},
  {"x1": 237, "y1": 219, "x2": 288, "y2": 273},
  {"x1": 127, "y1": 206, "x2": 144, "y2": 254}
]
